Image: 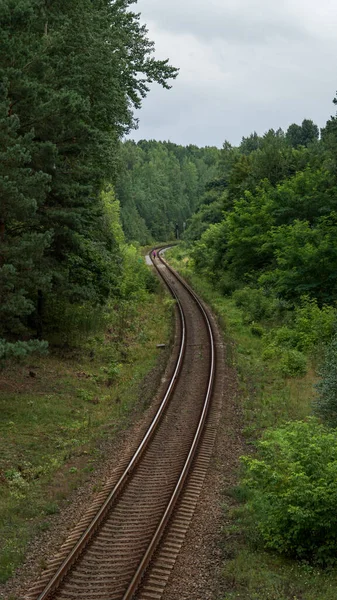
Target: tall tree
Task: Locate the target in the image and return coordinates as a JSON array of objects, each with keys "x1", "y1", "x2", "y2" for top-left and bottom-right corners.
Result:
[{"x1": 0, "y1": 0, "x2": 178, "y2": 345}]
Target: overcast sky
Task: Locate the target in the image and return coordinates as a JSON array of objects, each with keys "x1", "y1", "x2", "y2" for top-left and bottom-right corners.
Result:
[{"x1": 129, "y1": 0, "x2": 337, "y2": 147}]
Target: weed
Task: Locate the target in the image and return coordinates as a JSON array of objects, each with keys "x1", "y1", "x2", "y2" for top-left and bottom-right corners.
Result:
[{"x1": 44, "y1": 502, "x2": 59, "y2": 515}]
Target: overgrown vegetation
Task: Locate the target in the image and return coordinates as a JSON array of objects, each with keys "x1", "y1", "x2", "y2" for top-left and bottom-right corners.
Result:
[
  {"x1": 166, "y1": 239, "x2": 337, "y2": 598},
  {"x1": 0, "y1": 267, "x2": 173, "y2": 583},
  {"x1": 242, "y1": 419, "x2": 337, "y2": 566},
  {"x1": 178, "y1": 110, "x2": 337, "y2": 577}
]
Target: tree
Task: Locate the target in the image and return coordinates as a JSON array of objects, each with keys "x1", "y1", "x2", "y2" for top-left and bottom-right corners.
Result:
[
  {"x1": 0, "y1": 85, "x2": 52, "y2": 341},
  {"x1": 116, "y1": 141, "x2": 219, "y2": 242},
  {"x1": 286, "y1": 119, "x2": 319, "y2": 148},
  {"x1": 225, "y1": 183, "x2": 275, "y2": 279},
  {"x1": 260, "y1": 215, "x2": 337, "y2": 304},
  {"x1": 0, "y1": 0, "x2": 178, "y2": 346}
]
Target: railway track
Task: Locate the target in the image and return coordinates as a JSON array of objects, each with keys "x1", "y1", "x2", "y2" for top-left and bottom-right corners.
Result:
[{"x1": 26, "y1": 248, "x2": 222, "y2": 600}]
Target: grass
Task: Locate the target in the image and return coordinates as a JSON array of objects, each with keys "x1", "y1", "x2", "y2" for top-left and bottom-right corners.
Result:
[
  {"x1": 0, "y1": 286, "x2": 173, "y2": 583},
  {"x1": 222, "y1": 550, "x2": 337, "y2": 600},
  {"x1": 166, "y1": 246, "x2": 337, "y2": 600}
]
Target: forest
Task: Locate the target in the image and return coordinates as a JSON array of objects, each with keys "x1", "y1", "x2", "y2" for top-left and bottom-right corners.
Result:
[
  {"x1": 0, "y1": 0, "x2": 180, "y2": 358},
  {"x1": 115, "y1": 140, "x2": 219, "y2": 243}
]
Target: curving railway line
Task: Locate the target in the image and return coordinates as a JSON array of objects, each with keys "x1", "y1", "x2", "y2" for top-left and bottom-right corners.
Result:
[{"x1": 26, "y1": 248, "x2": 223, "y2": 600}]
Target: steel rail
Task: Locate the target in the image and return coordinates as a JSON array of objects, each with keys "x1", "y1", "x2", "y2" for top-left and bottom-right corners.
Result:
[
  {"x1": 35, "y1": 252, "x2": 187, "y2": 600},
  {"x1": 121, "y1": 247, "x2": 216, "y2": 599}
]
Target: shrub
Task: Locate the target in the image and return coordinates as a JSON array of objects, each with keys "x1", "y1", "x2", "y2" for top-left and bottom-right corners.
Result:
[
  {"x1": 0, "y1": 339, "x2": 48, "y2": 361},
  {"x1": 250, "y1": 323, "x2": 264, "y2": 337},
  {"x1": 232, "y1": 287, "x2": 277, "y2": 323},
  {"x1": 279, "y1": 349, "x2": 307, "y2": 377},
  {"x1": 241, "y1": 419, "x2": 337, "y2": 565},
  {"x1": 264, "y1": 325, "x2": 299, "y2": 349},
  {"x1": 262, "y1": 343, "x2": 307, "y2": 377},
  {"x1": 293, "y1": 296, "x2": 336, "y2": 352},
  {"x1": 315, "y1": 334, "x2": 337, "y2": 425},
  {"x1": 263, "y1": 297, "x2": 336, "y2": 368},
  {"x1": 218, "y1": 272, "x2": 238, "y2": 296},
  {"x1": 120, "y1": 244, "x2": 156, "y2": 300}
]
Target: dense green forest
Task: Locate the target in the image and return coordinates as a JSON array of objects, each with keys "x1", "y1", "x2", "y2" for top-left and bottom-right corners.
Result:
[
  {"x1": 0, "y1": 0, "x2": 177, "y2": 357},
  {"x1": 188, "y1": 117, "x2": 337, "y2": 305},
  {"x1": 115, "y1": 140, "x2": 219, "y2": 243},
  {"x1": 185, "y1": 116, "x2": 337, "y2": 382}
]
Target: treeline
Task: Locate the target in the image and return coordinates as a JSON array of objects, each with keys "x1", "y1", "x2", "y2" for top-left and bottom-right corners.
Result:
[
  {"x1": 0, "y1": 0, "x2": 177, "y2": 357},
  {"x1": 188, "y1": 116, "x2": 337, "y2": 306},
  {"x1": 115, "y1": 140, "x2": 219, "y2": 243},
  {"x1": 186, "y1": 113, "x2": 337, "y2": 385}
]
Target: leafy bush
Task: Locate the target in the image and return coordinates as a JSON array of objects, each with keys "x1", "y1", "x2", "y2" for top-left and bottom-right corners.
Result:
[
  {"x1": 241, "y1": 419, "x2": 337, "y2": 565},
  {"x1": 233, "y1": 287, "x2": 278, "y2": 323},
  {"x1": 120, "y1": 244, "x2": 156, "y2": 300},
  {"x1": 279, "y1": 349, "x2": 307, "y2": 377},
  {"x1": 315, "y1": 334, "x2": 337, "y2": 425},
  {"x1": 250, "y1": 323, "x2": 264, "y2": 337},
  {"x1": 264, "y1": 325, "x2": 299, "y2": 350},
  {"x1": 191, "y1": 221, "x2": 228, "y2": 279},
  {"x1": 262, "y1": 342, "x2": 307, "y2": 377},
  {"x1": 293, "y1": 296, "x2": 336, "y2": 352},
  {"x1": 263, "y1": 297, "x2": 336, "y2": 368},
  {"x1": 218, "y1": 272, "x2": 239, "y2": 296}
]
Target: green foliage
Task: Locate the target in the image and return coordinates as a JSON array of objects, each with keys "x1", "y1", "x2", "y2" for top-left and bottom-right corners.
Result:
[
  {"x1": 292, "y1": 297, "x2": 336, "y2": 351},
  {"x1": 224, "y1": 183, "x2": 275, "y2": 279},
  {"x1": 232, "y1": 287, "x2": 278, "y2": 323},
  {"x1": 250, "y1": 323, "x2": 264, "y2": 337},
  {"x1": 191, "y1": 221, "x2": 227, "y2": 277},
  {"x1": 0, "y1": 0, "x2": 178, "y2": 354},
  {"x1": 260, "y1": 216, "x2": 337, "y2": 304},
  {"x1": 0, "y1": 339, "x2": 48, "y2": 361},
  {"x1": 242, "y1": 419, "x2": 337, "y2": 565},
  {"x1": 263, "y1": 297, "x2": 336, "y2": 357},
  {"x1": 286, "y1": 119, "x2": 319, "y2": 148},
  {"x1": 262, "y1": 338, "x2": 308, "y2": 377},
  {"x1": 315, "y1": 334, "x2": 337, "y2": 425},
  {"x1": 116, "y1": 140, "x2": 219, "y2": 243},
  {"x1": 272, "y1": 167, "x2": 336, "y2": 226},
  {"x1": 120, "y1": 244, "x2": 156, "y2": 300},
  {"x1": 43, "y1": 300, "x2": 108, "y2": 346},
  {"x1": 186, "y1": 111, "x2": 337, "y2": 314},
  {"x1": 279, "y1": 349, "x2": 307, "y2": 377},
  {"x1": 183, "y1": 190, "x2": 224, "y2": 242}
]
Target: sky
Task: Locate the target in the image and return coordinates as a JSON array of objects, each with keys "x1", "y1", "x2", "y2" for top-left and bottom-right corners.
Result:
[{"x1": 129, "y1": 0, "x2": 337, "y2": 147}]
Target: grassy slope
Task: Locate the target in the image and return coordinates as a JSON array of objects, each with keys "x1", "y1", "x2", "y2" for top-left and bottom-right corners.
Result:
[
  {"x1": 166, "y1": 247, "x2": 337, "y2": 600},
  {"x1": 0, "y1": 286, "x2": 173, "y2": 583}
]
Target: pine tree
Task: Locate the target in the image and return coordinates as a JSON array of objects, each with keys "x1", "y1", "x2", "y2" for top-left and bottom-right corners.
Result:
[{"x1": 0, "y1": 0, "x2": 178, "y2": 348}]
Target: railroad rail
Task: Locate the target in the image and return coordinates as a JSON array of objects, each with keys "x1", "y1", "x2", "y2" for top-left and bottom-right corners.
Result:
[{"x1": 26, "y1": 248, "x2": 218, "y2": 600}]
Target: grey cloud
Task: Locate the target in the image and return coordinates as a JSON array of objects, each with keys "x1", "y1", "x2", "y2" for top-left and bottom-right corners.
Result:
[
  {"x1": 137, "y1": 0, "x2": 312, "y2": 44},
  {"x1": 129, "y1": 0, "x2": 337, "y2": 146}
]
